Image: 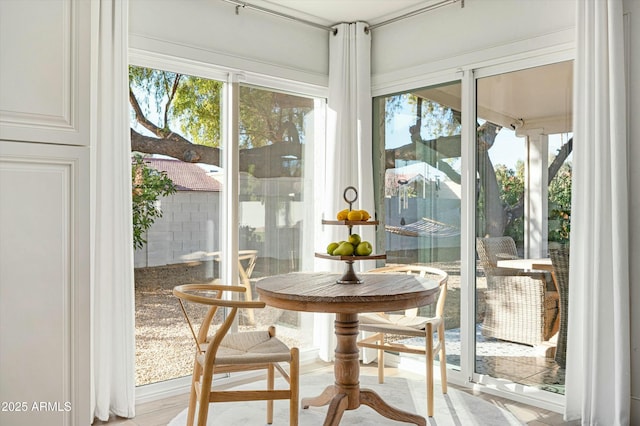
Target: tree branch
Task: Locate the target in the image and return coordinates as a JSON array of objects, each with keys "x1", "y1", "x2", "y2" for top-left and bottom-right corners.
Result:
[
  {"x1": 131, "y1": 129, "x2": 213, "y2": 164},
  {"x1": 130, "y1": 89, "x2": 164, "y2": 137},
  {"x1": 163, "y1": 74, "x2": 182, "y2": 128},
  {"x1": 548, "y1": 137, "x2": 573, "y2": 185},
  {"x1": 130, "y1": 130, "x2": 303, "y2": 178}
]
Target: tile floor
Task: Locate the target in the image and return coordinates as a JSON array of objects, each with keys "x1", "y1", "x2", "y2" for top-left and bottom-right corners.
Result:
[
  {"x1": 407, "y1": 324, "x2": 566, "y2": 394},
  {"x1": 476, "y1": 353, "x2": 565, "y2": 395},
  {"x1": 479, "y1": 341, "x2": 564, "y2": 394}
]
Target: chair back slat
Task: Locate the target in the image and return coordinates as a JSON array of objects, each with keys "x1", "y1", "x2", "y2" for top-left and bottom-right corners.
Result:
[{"x1": 369, "y1": 264, "x2": 448, "y2": 318}]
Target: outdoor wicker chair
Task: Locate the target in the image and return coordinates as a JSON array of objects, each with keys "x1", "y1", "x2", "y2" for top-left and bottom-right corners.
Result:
[
  {"x1": 357, "y1": 264, "x2": 448, "y2": 417},
  {"x1": 173, "y1": 283, "x2": 299, "y2": 426},
  {"x1": 549, "y1": 246, "x2": 570, "y2": 367},
  {"x1": 476, "y1": 237, "x2": 559, "y2": 346}
]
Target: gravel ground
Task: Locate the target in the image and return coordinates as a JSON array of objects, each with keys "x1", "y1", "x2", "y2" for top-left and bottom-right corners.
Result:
[{"x1": 135, "y1": 281, "x2": 198, "y2": 386}]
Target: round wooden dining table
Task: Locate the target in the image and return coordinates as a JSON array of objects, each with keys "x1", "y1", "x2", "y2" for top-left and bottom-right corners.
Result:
[{"x1": 256, "y1": 271, "x2": 441, "y2": 426}]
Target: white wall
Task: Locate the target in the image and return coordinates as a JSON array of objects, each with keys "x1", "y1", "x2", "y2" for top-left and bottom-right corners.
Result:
[
  {"x1": 129, "y1": 0, "x2": 329, "y2": 86},
  {"x1": 370, "y1": 0, "x2": 574, "y2": 95},
  {"x1": 372, "y1": 0, "x2": 574, "y2": 77}
]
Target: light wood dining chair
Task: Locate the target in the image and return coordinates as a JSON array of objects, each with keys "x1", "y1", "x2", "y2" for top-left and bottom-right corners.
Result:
[
  {"x1": 357, "y1": 264, "x2": 448, "y2": 417},
  {"x1": 173, "y1": 283, "x2": 299, "y2": 426}
]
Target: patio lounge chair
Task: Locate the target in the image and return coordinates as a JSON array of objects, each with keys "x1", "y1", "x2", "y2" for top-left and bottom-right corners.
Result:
[{"x1": 476, "y1": 237, "x2": 559, "y2": 346}]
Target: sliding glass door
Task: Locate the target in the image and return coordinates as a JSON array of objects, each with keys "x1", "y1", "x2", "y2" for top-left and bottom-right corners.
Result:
[
  {"x1": 236, "y1": 84, "x2": 317, "y2": 345},
  {"x1": 129, "y1": 66, "x2": 226, "y2": 386},
  {"x1": 373, "y1": 81, "x2": 463, "y2": 371},
  {"x1": 474, "y1": 61, "x2": 573, "y2": 394},
  {"x1": 129, "y1": 64, "x2": 322, "y2": 387},
  {"x1": 373, "y1": 59, "x2": 573, "y2": 406}
]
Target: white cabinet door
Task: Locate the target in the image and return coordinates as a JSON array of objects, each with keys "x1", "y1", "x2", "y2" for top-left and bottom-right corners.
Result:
[
  {"x1": 0, "y1": 0, "x2": 91, "y2": 146},
  {"x1": 0, "y1": 140, "x2": 90, "y2": 426}
]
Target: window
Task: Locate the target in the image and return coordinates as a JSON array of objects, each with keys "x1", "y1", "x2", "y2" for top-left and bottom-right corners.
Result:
[
  {"x1": 474, "y1": 61, "x2": 572, "y2": 394},
  {"x1": 129, "y1": 66, "x2": 321, "y2": 386},
  {"x1": 373, "y1": 59, "x2": 573, "y2": 401},
  {"x1": 373, "y1": 81, "x2": 463, "y2": 370}
]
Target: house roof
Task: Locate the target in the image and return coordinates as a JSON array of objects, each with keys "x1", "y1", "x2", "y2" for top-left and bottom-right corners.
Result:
[{"x1": 143, "y1": 158, "x2": 221, "y2": 192}]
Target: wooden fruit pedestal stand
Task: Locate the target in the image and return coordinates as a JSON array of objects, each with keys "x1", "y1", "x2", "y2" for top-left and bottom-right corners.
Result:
[{"x1": 315, "y1": 187, "x2": 386, "y2": 284}]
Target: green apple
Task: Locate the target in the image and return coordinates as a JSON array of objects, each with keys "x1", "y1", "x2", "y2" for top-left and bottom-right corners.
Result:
[
  {"x1": 333, "y1": 241, "x2": 355, "y2": 256},
  {"x1": 355, "y1": 241, "x2": 373, "y2": 256},
  {"x1": 348, "y1": 233, "x2": 361, "y2": 246},
  {"x1": 327, "y1": 242, "x2": 339, "y2": 255}
]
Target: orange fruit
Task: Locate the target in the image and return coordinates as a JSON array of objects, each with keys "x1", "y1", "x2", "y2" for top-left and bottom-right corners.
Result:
[
  {"x1": 347, "y1": 210, "x2": 363, "y2": 221},
  {"x1": 336, "y1": 209, "x2": 349, "y2": 220}
]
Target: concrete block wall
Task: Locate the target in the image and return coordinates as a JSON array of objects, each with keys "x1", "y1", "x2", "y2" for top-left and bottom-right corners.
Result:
[{"x1": 134, "y1": 191, "x2": 221, "y2": 268}]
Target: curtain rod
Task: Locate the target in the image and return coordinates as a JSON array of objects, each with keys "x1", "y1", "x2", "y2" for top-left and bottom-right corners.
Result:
[
  {"x1": 367, "y1": 0, "x2": 463, "y2": 31},
  {"x1": 222, "y1": 0, "x2": 463, "y2": 34},
  {"x1": 222, "y1": 0, "x2": 337, "y2": 33}
]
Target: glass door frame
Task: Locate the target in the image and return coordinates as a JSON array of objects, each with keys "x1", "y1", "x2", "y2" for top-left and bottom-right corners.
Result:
[
  {"x1": 465, "y1": 53, "x2": 573, "y2": 412},
  {"x1": 130, "y1": 51, "x2": 328, "y2": 402},
  {"x1": 372, "y1": 70, "x2": 471, "y2": 391},
  {"x1": 372, "y1": 50, "x2": 573, "y2": 413}
]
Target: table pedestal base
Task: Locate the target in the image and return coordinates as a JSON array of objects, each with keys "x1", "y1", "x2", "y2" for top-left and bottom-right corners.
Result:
[
  {"x1": 302, "y1": 385, "x2": 426, "y2": 426},
  {"x1": 302, "y1": 313, "x2": 426, "y2": 426}
]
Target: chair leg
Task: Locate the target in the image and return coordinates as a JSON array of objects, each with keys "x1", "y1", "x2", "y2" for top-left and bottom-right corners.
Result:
[
  {"x1": 197, "y1": 364, "x2": 214, "y2": 426},
  {"x1": 425, "y1": 324, "x2": 434, "y2": 417},
  {"x1": 267, "y1": 362, "x2": 274, "y2": 424},
  {"x1": 290, "y1": 348, "x2": 300, "y2": 426},
  {"x1": 438, "y1": 323, "x2": 448, "y2": 394},
  {"x1": 186, "y1": 358, "x2": 200, "y2": 426},
  {"x1": 377, "y1": 333, "x2": 385, "y2": 384}
]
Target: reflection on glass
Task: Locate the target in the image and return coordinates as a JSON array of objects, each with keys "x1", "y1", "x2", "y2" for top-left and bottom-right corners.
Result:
[
  {"x1": 374, "y1": 81, "x2": 462, "y2": 369},
  {"x1": 475, "y1": 61, "x2": 572, "y2": 394},
  {"x1": 238, "y1": 85, "x2": 316, "y2": 346},
  {"x1": 548, "y1": 135, "x2": 572, "y2": 249}
]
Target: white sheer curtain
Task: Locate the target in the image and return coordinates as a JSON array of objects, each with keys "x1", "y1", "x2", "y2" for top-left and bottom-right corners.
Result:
[
  {"x1": 565, "y1": 0, "x2": 630, "y2": 423},
  {"x1": 326, "y1": 22, "x2": 374, "y2": 238},
  {"x1": 315, "y1": 22, "x2": 373, "y2": 361},
  {"x1": 91, "y1": 0, "x2": 136, "y2": 422}
]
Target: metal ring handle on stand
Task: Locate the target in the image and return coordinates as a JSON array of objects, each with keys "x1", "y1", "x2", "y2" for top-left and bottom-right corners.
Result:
[
  {"x1": 343, "y1": 186, "x2": 358, "y2": 210},
  {"x1": 343, "y1": 186, "x2": 358, "y2": 236}
]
